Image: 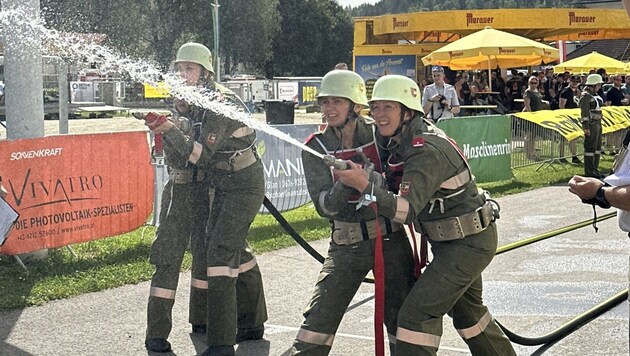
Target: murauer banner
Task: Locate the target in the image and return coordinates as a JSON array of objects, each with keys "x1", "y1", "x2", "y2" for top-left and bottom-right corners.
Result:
[
  {"x1": 513, "y1": 106, "x2": 630, "y2": 141},
  {"x1": 0, "y1": 132, "x2": 154, "y2": 255}
]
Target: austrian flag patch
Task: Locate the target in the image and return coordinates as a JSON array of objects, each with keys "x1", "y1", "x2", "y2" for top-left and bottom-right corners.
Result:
[
  {"x1": 411, "y1": 137, "x2": 424, "y2": 147},
  {"x1": 400, "y1": 182, "x2": 411, "y2": 196}
]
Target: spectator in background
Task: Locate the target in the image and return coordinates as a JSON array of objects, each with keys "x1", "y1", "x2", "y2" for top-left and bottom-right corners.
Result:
[
  {"x1": 470, "y1": 72, "x2": 490, "y2": 106},
  {"x1": 605, "y1": 74, "x2": 626, "y2": 106},
  {"x1": 523, "y1": 76, "x2": 544, "y2": 112},
  {"x1": 454, "y1": 72, "x2": 469, "y2": 115},
  {"x1": 543, "y1": 68, "x2": 558, "y2": 109},
  {"x1": 558, "y1": 75, "x2": 582, "y2": 164},
  {"x1": 334, "y1": 62, "x2": 349, "y2": 70},
  {"x1": 622, "y1": 75, "x2": 630, "y2": 99},
  {"x1": 505, "y1": 78, "x2": 523, "y2": 112},
  {"x1": 523, "y1": 76, "x2": 544, "y2": 160},
  {"x1": 422, "y1": 65, "x2": 460, "y2": 122},
  {"x1": 596, "y1": 68, "x2": 607, "y2": 98}
]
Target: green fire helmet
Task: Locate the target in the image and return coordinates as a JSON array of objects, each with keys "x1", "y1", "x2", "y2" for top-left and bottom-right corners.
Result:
[
  {"x1": 585, "y1": 73, "x2": 604, "y2": 86},
  {"x1": 369, "y1": 75, "x2": 423, "y2": 113},
  {"x1": 317, "y1": 70, "x2": 369, "y2": 106},
  {"x1": 175, "y1": 42, "x2": 214, "y2": 74}
]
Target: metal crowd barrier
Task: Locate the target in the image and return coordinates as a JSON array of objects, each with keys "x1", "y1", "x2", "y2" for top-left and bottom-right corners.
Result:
[{"x1": 511, "y1": 116, "x2": 629, "y2": 169}]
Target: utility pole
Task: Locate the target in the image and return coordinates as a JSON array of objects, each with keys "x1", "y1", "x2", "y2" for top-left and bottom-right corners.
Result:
[{"x1": 211, "y1": 0, "x2": 220, "y2": 81}]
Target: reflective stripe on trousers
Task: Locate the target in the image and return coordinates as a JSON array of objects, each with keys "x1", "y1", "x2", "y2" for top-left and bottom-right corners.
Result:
[
  {"x1": 457, "y1": 311, "x2": 492, "y2": 339},
  {"x1": 396, "y1": 327, "x2": 441, "y2": 348},
  {"x1": 207, "y1": 257, "x2": 258, "y2": 277},
  {"x1": 150, "y1": 286, "x2": 176, "y2": 299},
  {"x1": 296, "y1": 328, "x2": 335, "y2": 347}
]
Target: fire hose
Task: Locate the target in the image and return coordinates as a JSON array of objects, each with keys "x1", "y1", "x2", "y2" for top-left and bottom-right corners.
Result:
[
  {"x1": 493, "y1": 211, "x2": 627, "y2": 347},
  {"x1": 265, "y1": 153, "x2": 625, "y2": 350}
]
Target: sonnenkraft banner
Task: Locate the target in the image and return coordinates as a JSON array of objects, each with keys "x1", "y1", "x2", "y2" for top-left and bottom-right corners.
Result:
[
  {"x1": 257, "y1": 124, "x2": 319, "y2": 213},
  {"x1": 436, "y1": 115, "x2": 512, "y2": 183}
]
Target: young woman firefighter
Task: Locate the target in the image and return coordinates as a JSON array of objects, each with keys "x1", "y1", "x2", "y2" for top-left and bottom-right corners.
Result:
[
  {"x1": 289, "y1": 70, "x2": 415, "y2": 355},
  {"x1": 140, "y1": 42, "x2": 266, "y2": 356},
  {"x1": 334, "y1": 74, "x2": 517, "y2": 356}
]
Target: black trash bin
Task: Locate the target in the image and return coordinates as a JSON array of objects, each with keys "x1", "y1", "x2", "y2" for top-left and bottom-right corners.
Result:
[{"x1": 264, "y1": 100, "x2": 295, "y2": 124}]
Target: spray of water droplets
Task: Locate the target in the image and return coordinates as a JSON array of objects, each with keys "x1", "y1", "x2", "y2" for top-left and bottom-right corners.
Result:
[{"x1": 0, "y1": 9, "x2": 323, "y2": 158}]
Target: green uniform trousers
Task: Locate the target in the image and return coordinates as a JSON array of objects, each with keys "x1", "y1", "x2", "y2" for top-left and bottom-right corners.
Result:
[
  {"x1": 290, "y1": 229, "x2": 415, "y2": 356},
  {"x1": 206, "y1": 161, "x2": 268, "y2": 346},
  {"x1": 147, "y1": 177, "x2": 208, "y2": 340},
  {"x1": 584, "y1": 119, "x2": 603, "y2": 178},
  {"x1": 396, "y1": 224, "x2": 516, "y2": 356}
]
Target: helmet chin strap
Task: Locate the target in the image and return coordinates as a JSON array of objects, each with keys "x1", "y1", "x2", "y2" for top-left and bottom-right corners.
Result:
[
  {"x1": 330, "y1": 107, "x2": 359, "y2": 151},
  {"x1": 335, "y1": 106, "x2": 359, "y2": 131},
  {"x1": 391, "y1": 109, "x2": 415, "y2": 137}
]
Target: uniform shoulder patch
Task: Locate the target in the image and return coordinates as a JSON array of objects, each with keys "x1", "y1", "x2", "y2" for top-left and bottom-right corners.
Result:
[{"x1": 411, "y1": 136, "x2": 425, "y2": 148}]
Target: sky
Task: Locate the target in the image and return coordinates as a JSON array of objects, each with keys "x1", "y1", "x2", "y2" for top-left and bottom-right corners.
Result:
[{"x1": 336, "y1": 0, "x2": 380, "y2": 8}]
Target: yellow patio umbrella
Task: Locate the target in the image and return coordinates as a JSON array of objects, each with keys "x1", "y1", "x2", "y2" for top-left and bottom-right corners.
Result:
[
  {"x1": 625, "y1": 61, "x2": 630, "y2": 73},
  {"x1": 554, "y1": 51, "x2": 626, "y2": 74},
  {"x1": 421, "y1": 26, "x2": 559, "y2": 71},
  {"x1": 421, "y1": 26, "x2": 558, "y2": 91}
]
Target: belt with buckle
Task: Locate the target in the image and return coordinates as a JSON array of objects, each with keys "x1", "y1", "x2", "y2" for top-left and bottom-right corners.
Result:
[{"x1": 420, "y1": 202, "x2": 494, "y2": 242}]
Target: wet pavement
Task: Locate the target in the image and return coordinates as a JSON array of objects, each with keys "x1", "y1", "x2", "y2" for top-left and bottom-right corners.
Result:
[{"x1": 0, "y1": 185, "x2": 627, "y2": 356}]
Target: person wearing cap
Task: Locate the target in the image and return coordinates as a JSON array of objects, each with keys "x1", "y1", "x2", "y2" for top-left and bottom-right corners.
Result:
[
  {"x1": 334, "y1": 74, "x2": 516, "y2": 356},
  {"x1": 422, "y1": 66, "x2": 460, "y2": 122},
  {"x1": 142, "y1": 42, "x2": 267, "y2": 355},
  {"x1": 558, "y1": 75, "x2": 582, "y2": 164},
  {"x1": 289, "y1": 70, "x2": 415, "y2": 355},
  {"x1": 579, "y1": 73, "x2": 605, "y2": 178}
]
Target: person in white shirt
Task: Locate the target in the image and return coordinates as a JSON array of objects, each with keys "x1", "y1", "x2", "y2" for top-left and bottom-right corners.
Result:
[{"x1": 422, "y1": 66, "x2": 460, "y2": 122}]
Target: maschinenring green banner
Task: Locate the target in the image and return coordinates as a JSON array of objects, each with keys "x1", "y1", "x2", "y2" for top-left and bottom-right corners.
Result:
[{"x1": 436, "y1": 115, "x2": 512, "y2": 183}]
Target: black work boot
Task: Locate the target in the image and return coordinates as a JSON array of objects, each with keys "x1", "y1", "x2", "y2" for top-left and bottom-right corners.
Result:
[
  {"x1": 198, "y1": 345, "x2": 235, "y2": 356},
  {"x1": 145, "y1": 338, "x2": 172, "y2": 353},
  {"x1": 236, "y1": 325, "x2": 264, "y2": 343},
  {"x1": 192, "y1": 324, "x2": 207, "y2": 334}
]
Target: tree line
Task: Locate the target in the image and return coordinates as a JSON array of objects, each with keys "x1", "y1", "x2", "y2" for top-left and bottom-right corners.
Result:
[{"x1": 35, "y1": 0, "x2": 580, "y2": 78}]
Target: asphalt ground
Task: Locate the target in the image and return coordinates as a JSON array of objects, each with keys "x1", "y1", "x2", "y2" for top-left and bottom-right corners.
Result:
[{"x1": 0, "y1": 185, "x2": 628, "y2": 356}]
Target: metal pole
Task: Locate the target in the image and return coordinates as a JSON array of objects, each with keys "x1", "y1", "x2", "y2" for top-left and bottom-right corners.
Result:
[
  {"x1": 3, "y1": 0, "x2": 44, "y2": 139},
  {"x1": 3, "y1": 0, "x2": 49, "y2": 261},
  {"x1": 211, "y1": 0, "x2": 221, "y2": 82}
]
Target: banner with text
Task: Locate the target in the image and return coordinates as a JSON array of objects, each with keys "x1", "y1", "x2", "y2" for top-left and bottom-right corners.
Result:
[
  {"x1": 257, "y1": 124, "x2": 319, "y2": 213},
  {"x1": 512, "y1": 106, "x2": 630, "y2": 141},
  {"x1": 0, "y1": 132, "x2": 154, "y2": 255},
  {"x1": 436, "y1": 115, "x2": 512, "y2": 183}
]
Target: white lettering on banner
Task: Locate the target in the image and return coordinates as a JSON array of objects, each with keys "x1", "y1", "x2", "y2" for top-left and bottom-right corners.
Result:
[
  {"x1": 9, "y1": 147, "x2": 63, "y2": 161},
  {"x1": 263, "y1": 158, "x2": 304, "y2": 178},
  {"x1": 462, "y1": 139, "x2": 511, "y2": 159}
]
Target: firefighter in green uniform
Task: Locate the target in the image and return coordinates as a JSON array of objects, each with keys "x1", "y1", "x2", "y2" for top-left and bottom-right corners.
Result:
[
  {"x1": 290, "y1": 70, "x2": 415, "y2": 355},
  {"x1": 141, "y1": 42, "x2": 266, "y2": 356},
  {"x1": 579, "y1": 73, "x2": 605, "y2": 178},
  {"x1": 335, "y1": 75, "x2": 516, "y2": 356}
]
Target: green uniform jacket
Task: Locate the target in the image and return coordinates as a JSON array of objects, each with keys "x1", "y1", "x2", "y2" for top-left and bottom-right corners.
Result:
[
  {"x1": 302, "y1": 117, "x2": 381, "y2": 223},
  {"x1": 369, "y1": 116, "x2": 484, "y2": 225}
]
